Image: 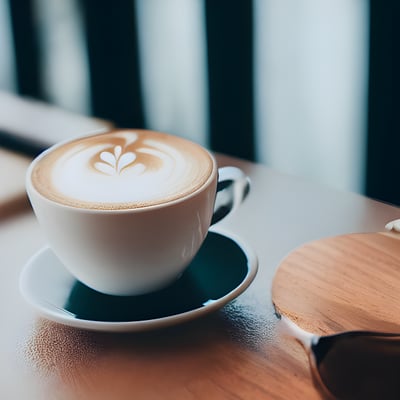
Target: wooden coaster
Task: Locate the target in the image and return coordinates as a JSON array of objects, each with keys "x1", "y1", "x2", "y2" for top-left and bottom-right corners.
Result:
[{"x1": 272, "y1": 232, "x2": 400, "y2": 335}]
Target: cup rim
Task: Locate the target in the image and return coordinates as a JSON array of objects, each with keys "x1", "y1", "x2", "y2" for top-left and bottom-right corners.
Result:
[{"x1": 26, "y1": 129, "x2": 218, "y2": 214}]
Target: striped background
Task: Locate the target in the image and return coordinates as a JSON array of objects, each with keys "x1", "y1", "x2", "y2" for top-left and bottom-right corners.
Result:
[{"x1": 0, "y1": 0, "x2": 397, "y2": 204}]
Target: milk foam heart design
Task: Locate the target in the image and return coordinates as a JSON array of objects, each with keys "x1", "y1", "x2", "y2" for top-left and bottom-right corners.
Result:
[
  {"x1": 95, "y1": 145, "x2": 139, "y2": 175},
  {"x1": 31, "y1": 130, "x2": 214, "y2": 209}
]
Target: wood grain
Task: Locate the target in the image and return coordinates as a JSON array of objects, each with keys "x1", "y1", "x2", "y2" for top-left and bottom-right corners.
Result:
[{"x1": 272, "y1": 232, "x2": 400, "y2": 336}]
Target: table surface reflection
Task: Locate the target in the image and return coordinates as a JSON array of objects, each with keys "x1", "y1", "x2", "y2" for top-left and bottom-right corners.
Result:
[{"x1": 0, "y1": 151, "x2": 399, "y2": 399}]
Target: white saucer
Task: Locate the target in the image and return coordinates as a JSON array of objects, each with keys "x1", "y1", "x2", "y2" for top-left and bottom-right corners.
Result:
[{"x1": 20, "y1": 228, "x2": 258, "y2": 332}]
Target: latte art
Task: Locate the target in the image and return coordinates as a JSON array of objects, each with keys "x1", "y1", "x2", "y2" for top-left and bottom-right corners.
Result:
[
  {"x1": 31, "y1": 130, "x2": 214, "y2": 209},
  {"x1": 95, "y1": 145, "x2": 140, "y2": 175}
]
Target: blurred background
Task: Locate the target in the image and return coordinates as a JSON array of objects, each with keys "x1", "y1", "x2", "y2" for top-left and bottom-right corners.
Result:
[{"x1": 0, "y1": 0, "x2": 398, "y2": 204}]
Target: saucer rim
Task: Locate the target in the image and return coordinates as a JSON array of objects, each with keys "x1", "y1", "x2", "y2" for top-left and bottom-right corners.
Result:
[{"x1": 19, "y1": 227, "x2": 258, "y2": 332}]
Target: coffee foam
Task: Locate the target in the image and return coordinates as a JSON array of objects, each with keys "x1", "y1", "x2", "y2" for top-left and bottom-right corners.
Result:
[{"x1": 31, "y1": 130, "x2": 214, "y2": 210}]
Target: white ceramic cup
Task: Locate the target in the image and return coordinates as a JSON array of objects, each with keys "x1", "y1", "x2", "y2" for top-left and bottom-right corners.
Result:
[{"x1": 26, "y1": 130, "x2": 250, "y2": 296}]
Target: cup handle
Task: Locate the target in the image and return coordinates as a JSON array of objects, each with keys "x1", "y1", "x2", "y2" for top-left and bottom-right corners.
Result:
[{"x1": 211, "y1": 166, "x2": 251, "y2": 225}]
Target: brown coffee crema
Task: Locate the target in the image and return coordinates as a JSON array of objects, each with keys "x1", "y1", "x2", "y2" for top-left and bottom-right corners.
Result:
[{"x1": 31, "y1": 130, "x2": 214, "y2": 210}]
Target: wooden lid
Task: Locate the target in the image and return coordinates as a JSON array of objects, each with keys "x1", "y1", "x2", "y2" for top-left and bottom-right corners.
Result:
[{"x1": 272, "y1": 232, "x2": 400, "y2": 335}]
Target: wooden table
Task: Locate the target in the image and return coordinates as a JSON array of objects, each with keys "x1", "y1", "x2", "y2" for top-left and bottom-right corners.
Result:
[{"x1": 1, "y1": 148, "x2": 399, "y2": 399}]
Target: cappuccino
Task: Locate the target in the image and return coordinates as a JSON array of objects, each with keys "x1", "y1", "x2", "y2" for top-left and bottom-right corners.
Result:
[{"x1": 31, "y1": 130, "x2": 214, "y2": 210}]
